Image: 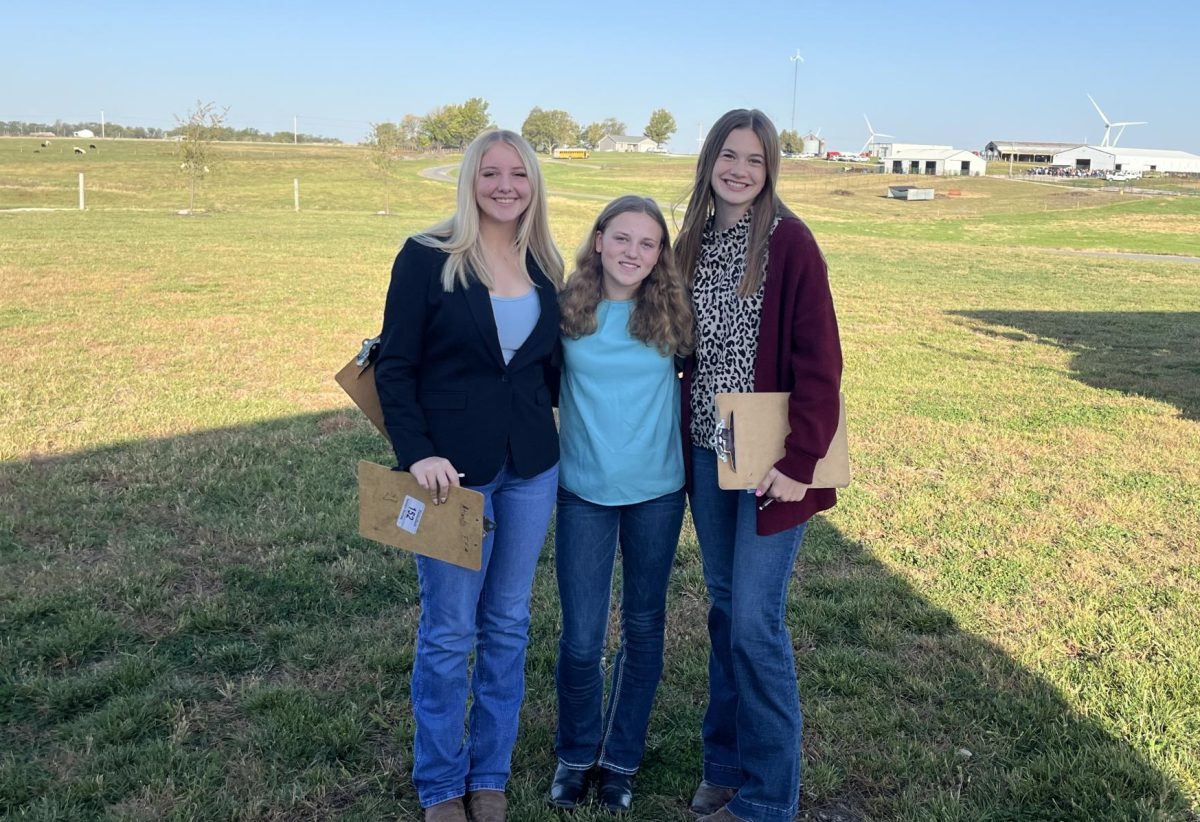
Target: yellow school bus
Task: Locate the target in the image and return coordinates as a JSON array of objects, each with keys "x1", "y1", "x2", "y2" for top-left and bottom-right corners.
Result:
[{"x1": 552, "y1": 146, "x2": 591, "y2": 159}]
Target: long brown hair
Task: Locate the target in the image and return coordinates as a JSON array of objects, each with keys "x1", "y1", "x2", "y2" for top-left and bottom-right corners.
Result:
[
  {"x1": 673, "y1": 109, "x2": 796, "y2": 298},
  {"x1": 560, "y1": 195, "x2": 693, "y2": 357}
]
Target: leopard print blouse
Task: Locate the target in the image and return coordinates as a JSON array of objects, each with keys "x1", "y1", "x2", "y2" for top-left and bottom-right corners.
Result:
[{"x1": 689, "y1": 210, "x2": 780, "y2": 449}]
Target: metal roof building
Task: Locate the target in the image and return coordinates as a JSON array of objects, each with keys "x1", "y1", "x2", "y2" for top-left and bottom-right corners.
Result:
[
  {"x1": 877, "y1": 145, "x2": 987, "y2": 177},
  {"x1": 984, "y1": 141, "x2": 1080, "y2": 162},
  {"x1": 1051, "y1": 146, "x2": 1200, "y2": 174}
]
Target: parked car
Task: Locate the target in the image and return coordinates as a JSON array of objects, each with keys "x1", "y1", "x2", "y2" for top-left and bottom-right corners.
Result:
[{"x1": 1106, "y1": 170, "x2": 1142, "y2": 182}]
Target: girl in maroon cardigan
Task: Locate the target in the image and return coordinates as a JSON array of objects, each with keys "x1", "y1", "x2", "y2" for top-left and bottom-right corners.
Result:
[{"x1": 674, "y1": 109, "x2": 843, "y2": 822}]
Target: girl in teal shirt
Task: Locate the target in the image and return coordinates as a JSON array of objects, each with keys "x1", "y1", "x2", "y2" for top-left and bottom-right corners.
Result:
[{"x1": 548, "y1": 196, "x2": 694, "y2": 814}]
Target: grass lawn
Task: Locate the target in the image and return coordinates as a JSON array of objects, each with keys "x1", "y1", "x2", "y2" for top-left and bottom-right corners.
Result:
[{"x1": 2, "y1": 138, "x2": 1198, "y2": 820}]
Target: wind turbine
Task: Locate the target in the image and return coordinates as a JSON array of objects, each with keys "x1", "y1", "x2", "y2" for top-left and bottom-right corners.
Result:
[
  {"x1": 861, "y1": 114, "x2": 894, "y2": 155},
  {"x1": 1087, "y1": 94, "x2": 1147, "y2": 147}
]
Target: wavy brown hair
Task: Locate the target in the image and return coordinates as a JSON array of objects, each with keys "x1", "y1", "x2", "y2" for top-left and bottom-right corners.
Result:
[
  {"x1": 560, "y1": 195, "x2": 693, "y2": 357},
  {"x1": 673, "y1": 109, "x2": 796, "y2": 298}
]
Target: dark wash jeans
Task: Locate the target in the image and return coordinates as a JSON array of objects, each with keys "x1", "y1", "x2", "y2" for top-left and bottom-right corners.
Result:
[
  {"x1": 553, "y1": 486, "x2": 686, "y2": 774},
  {"x1": 689, "y1": 446, "x2": 808, "y2": 822}
]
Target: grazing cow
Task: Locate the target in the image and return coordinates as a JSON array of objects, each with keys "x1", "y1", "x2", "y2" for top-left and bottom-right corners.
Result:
[
  {"x1": 41, "y1": 141, "x2": 50, "y2": 148},
  {"x1": 89, "y1": 144, "x2": 97, "y2": 149},
  {"x1": 74, "y1": 147, "x2": 86, "y2": 155}
]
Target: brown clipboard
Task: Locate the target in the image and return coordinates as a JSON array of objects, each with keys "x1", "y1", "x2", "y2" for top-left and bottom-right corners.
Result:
[
  {"x1": 714, "y1": 392, "x2": 849, "y2": 490},
  {"x1": 357, "y1": 461, "x2": 485, "y2": 570},
  {"x1": 334, "y1": 336, "x2": 390, "y2": 441}
]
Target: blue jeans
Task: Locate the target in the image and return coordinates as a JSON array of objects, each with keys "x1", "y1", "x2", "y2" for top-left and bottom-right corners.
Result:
[
  {"x1": 554, "y1": 486, "x2": 686, "y2": 774},
  {"x1": 689, "y1": 446, "x2": 808, "y2": 822},
  {"x1": 410, "y1": 459, "x2": 558, "y2": 808}
]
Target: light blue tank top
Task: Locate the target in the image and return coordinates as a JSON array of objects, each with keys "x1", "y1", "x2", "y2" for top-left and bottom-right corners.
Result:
[
  {"x1": 490, "y1": 290, "x2": 540, "y2": 364},
  {"x1": 559, "y1": 300, "x2": 683, "y2": 505}
]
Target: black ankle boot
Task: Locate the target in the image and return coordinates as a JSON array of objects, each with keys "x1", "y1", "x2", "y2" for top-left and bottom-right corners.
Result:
[
  {"x1": 596, "y1": 768, "x2": 633, "y2": 814},
  {"x1": 549, "y1": 763, "x2": 592, "y2": 808}
]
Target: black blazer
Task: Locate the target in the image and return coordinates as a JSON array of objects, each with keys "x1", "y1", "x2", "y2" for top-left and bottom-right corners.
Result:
[{"x1": 374, "y1": 237, "x2": 561, "y2": 485}]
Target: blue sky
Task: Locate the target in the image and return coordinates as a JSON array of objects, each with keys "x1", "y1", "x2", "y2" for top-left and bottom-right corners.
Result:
[{"x1": 7, "y1": 0, "x2": 1196, "y2": 154}]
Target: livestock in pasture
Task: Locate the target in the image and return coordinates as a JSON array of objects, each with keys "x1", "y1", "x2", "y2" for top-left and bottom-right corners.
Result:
[{"x1": 73, "y1": 147, "x2": 86, "y2": 155}]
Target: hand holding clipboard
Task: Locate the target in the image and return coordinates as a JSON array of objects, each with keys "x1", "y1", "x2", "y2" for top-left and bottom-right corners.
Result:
[{"x1": 712, "y1": 392, "x2": 850, "y2": 497}]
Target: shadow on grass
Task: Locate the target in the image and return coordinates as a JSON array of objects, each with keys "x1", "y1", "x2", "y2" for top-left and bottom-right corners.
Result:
[
  {"x1": 951, "y1": 310, "x2": 1200, "y2": 421},
  {"x1": 0, "y1": 412, "x2": 1193, "y2": 820}
]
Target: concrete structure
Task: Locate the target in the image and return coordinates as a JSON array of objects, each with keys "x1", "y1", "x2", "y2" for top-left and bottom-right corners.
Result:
[
  {"x1": 877, "y1": 144, "x2": 987, "y2": 176},
  {"x1": 887, "y1": 186, "x2": 935, "y2": 200},
  {"x1": 1050, "y1": 145, "x2": 1200, "y2": 175},
  {"x1": 596, "y1": 134, "x2": 657, "y2": 153},
  {"x1": 984, "y1": 141, "x2": 1079, "y2": 162}
]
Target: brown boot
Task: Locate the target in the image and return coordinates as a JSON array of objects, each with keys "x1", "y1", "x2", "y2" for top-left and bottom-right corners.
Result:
[
  {"x1": 424, "y1": 796, "x2": 468, "y2": 822},
  {"x1": 689, "y1": 781, "x2": 737, "y2": 814},
  {"x1": 465, "y1": 789, "x2": 507, "y2": 822}
]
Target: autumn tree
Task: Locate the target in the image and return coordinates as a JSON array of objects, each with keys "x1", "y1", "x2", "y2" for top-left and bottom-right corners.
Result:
[
  {"x1": 175, "y1": 100, "x2": 228, "y2": 214},
  {"x1": 644, "y1": 108, "x2": 676, "y2": 147},
  {"x1": 399, "y1": 114, "x2": 425, "y2": 150},
  {"x1": 779, "y1": 129, "x2": 802, "y2": 154},
  {"x1": 521, "y1": 107, "x2": 579, "y2": 153},
  {"x1": 448, "y1": 97, "x2": 492, "y2": 148},
  {"x1": 421, "y1": 106, "x2": 453, "y2": 150}
]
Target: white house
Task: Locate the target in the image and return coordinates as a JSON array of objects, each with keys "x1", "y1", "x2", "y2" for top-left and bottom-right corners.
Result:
[
  {"x1": 1051, "y1": 145, "x2": 1200, "y2": 175},
  {"x1": 877, "y1": 145, "x2": 987, "y2": 176},
  {"x1": 596, "y1": 134, "x2": 658, "y2": 153}
]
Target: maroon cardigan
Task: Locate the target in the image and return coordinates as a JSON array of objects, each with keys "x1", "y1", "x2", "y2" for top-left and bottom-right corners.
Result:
[{"x1": 682, "y1": 216, "x2": 843, "y2": 536}]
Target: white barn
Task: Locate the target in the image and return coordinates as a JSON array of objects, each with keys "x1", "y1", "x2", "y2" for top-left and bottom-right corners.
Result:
[
  {"x1": 877, "y1": 144, "x2": 987, "y2": 176},
  {"x1": 1051, "y1": 145, "x2": 1200, "y2": 175},
  {"x1": 596, "y1": 134, "x2": 658, "y2": 153}
]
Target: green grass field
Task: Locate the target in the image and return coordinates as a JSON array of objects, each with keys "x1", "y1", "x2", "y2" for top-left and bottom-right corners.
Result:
[{"x1": 2, "y1": 137, "x2": 1198, "y2": 821}]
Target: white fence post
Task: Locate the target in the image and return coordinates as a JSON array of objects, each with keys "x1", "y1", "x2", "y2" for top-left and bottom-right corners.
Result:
[
  {"x1": 294, "y1": 178, "x2": 300, "y2": 212},
  {"x1": 78, "y1": 173, "x2": 85, "y2": 210}
]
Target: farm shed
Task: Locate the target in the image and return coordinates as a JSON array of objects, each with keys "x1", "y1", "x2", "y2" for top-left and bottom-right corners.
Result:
[
  {"x1": 887, "y1": 186, "x2": 934, "y2": 200},
  {"x1": 879, "y1": 146, "x2": 986, "y2": 176},
  {"x1": 801, "y1": 132, "x2": 826, "y2": 155},
  {"x1": 596, "y1": 134, "x2": 658, "y2": 152},
  {"x1": 984, "y1": 141, "x2": 1079, "y2": 162},
  {"x1": 1052, "y1": 145, "x2": 1200, "y2": 175}
]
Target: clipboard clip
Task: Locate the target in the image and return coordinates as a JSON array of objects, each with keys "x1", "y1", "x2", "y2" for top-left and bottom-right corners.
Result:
[
  {"x1": 354, "y1": 335, "x2": 381, "y2": 368},
  {"x1": 713, "y1": 410, "x2": 737, "y2": 472}
]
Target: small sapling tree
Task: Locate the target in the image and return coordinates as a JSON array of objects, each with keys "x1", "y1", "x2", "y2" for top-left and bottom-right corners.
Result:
[{"x1": 175, "y1": 100, "x2": 228, "y2": 214}]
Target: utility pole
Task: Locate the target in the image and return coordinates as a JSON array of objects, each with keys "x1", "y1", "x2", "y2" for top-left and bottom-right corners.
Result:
[
  {"x1": 294, "y1": 116, "x2": 298, "y2": 145},
  {"x1": 100, "y1": 110, "x2": 105, "y2": 139},
  {"x1": 790, "y1": 49, "x2": 804, "y2": 134}
]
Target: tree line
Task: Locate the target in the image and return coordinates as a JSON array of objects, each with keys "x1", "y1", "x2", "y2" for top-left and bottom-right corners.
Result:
[
  {"x1": 368, "y1": 99, "x2": 677, "y2": 155},
  {"x1": 0, "y1": 119, "x2": 340, "y2": 144}
]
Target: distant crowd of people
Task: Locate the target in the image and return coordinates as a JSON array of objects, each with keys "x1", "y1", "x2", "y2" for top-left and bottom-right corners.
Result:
[{"x1": 1024, "y1": 166, "x2": 1105, "y2": 178}]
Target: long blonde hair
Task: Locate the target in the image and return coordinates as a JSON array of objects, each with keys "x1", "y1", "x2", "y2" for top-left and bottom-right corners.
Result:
[
  {"x1": 416, "y1": 129, "x2": 564, "y2": 291},
  {"x1": 673, "y1": 109, "x2": 796, "y2": 298},
  {"x1": 560, "y1": 195, "x2": 693, "y2": 357}
]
